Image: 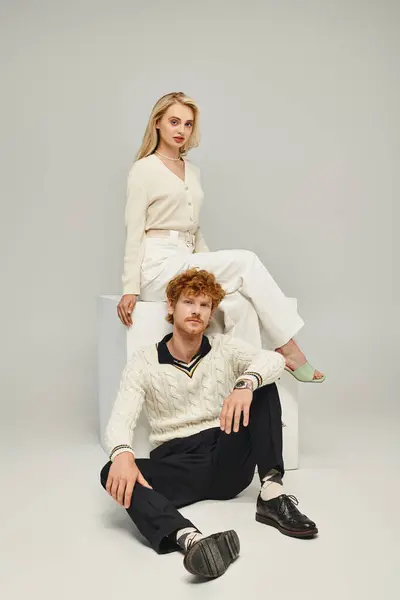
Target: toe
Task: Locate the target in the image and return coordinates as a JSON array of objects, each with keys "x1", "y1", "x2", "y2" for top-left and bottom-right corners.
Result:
[{"x1": 313, "y1": 370, "x2": 324, "y2": 380}]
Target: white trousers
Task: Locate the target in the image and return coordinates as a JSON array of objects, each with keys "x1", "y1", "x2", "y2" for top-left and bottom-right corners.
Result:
[{"x1": 139, "y1": 234, "x2": 304, "y2": 349}]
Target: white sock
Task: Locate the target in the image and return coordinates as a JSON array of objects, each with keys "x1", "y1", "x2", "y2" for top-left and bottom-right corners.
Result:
[
  {"x1": 260, "y1": 469, "x2": 284, "y2": 501},
  {"x1": 176, "y1": 527, "x2": 203, "y2": 552}
]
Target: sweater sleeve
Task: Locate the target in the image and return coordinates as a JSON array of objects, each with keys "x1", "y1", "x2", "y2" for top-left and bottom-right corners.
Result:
[
  {"x1": 222, "y1": 336, "x2": 285, "y2": 389},
  {"x1": 104, "y1": 353, "x2": 147, "y2": 461},
  {"x1": 194, "y1": 226, "x2": 210, "y2": 253},
  {"x1": 122, "y1": 163, "x2": 148, "y2": 295}
]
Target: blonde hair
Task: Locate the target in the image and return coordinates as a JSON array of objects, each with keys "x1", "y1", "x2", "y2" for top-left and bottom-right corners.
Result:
[
  {"x1": 135, "y1": 92, "x2": 200, "y2": 161},
  {"x1": 165, "y1": 268, "x2": 226, "y2": 324}
]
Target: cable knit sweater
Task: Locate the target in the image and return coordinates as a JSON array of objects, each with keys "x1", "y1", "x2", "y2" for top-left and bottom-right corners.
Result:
[{"x1": 105, "y1": 333, "x2": 285, "y2": 461}]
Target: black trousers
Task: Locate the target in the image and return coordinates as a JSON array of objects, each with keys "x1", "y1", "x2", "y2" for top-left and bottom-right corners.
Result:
[{"x1": 100, "y1": 383, "x2": 284, "y2": 554}]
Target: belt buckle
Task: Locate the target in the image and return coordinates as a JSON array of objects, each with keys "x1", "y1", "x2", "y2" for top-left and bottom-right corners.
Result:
[{"x1": 185, "y1": 231, "x2": 193, "y2": 247}]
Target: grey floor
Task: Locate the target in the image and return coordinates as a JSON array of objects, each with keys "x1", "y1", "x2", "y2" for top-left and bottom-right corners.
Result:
[{"x1": 1, "y1": 315, "x2": 399, "y2": 599}]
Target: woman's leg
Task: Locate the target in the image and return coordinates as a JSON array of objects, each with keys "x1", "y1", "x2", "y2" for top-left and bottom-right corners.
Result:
[
  {"x1": 188, "y1": 249, "x2": 304, "y2": 346},
  {"x1": 145, "y1": 247, "x2": 304, "y2": 347},
  {"x1": 140, "y1": 242, "x2": 323, "y2": 377},
  {"x1": 187, "y1": 250, "x2": 324, "y2": 378},
  {"x1": 207, "y1": 289, "x2": 263, "y2": 347}
]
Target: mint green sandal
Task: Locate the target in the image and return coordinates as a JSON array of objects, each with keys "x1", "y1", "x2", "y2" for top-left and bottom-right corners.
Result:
[{"x1": 284, "y1": 363, "x2": 326, "y2": 383}]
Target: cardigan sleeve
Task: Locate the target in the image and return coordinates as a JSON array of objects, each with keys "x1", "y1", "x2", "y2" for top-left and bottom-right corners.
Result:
[
  {"x1": 122, "y1": 163, "x2": 148, "y2": 295},
  {"x1": 104, "y1": 353, "x2": 147, "y2": 461}
]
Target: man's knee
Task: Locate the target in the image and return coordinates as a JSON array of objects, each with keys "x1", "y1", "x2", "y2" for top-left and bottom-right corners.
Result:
[{"x1": 237, "y1": 249, "x2": 257, "y2": 267}]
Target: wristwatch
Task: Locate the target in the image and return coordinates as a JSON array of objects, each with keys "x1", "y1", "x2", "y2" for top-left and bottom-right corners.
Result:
[{"x1": 234, "y1": 379, "x2": 253, "y2": 392}]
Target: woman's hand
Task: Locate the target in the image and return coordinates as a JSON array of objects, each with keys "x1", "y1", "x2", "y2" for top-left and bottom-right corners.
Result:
[{"x1": 117, "y1": 294, "x2": 137, "y2": 327}]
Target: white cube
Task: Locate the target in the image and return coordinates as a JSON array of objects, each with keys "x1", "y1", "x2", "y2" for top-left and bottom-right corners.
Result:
[{"x1": 98, "y1": 296, "x2": 299, "y2": 470}]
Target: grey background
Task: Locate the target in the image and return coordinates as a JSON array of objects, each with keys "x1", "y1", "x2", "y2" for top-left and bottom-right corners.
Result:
[{"x1": 0, "y1": 1, "x2": 399, "y2": 598}]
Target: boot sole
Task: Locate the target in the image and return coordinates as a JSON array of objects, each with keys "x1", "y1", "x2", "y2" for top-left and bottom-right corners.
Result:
[
  {"x1": 256, "y1": 513, "x2": 318, "y2": 539},
  {"x1": 183, "y1": 530, "x2": 240, "y2": 578}
]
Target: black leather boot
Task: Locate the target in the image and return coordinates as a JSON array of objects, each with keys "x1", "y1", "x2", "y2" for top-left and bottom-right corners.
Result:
[
  {"x1": 256, "y1": 494, "x2": 318, "y2": 539},
  {"x1": 183, "y1": 530, "x2": 240, "y2": 578}
]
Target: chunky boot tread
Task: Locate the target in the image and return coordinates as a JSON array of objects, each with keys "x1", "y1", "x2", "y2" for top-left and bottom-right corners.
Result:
[{"x1": 183, "y1": 530, "x2": 240, "y2": 578}]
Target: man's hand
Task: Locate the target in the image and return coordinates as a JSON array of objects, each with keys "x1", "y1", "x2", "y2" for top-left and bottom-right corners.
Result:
[
  {"x1": 220, "y1": 388, "x2": 253, "y2": 434},
  {"x1": 106, "y1": 452, "x2": 152, "y2": 509}
]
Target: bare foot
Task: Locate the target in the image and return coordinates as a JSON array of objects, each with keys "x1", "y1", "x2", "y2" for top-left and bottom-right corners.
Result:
[{"x1": 276, "y1": 339, "x2": 324, "y2": 380}]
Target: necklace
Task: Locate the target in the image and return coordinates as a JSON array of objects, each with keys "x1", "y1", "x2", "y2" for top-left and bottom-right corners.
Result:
[{"x1": 155, "y1": 150, "x2": 182, "y2": 162}]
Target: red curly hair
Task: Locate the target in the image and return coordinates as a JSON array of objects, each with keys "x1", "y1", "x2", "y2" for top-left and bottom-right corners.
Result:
[{"x1": 165, "y1": 268, "x2": 226, "y2": 324}]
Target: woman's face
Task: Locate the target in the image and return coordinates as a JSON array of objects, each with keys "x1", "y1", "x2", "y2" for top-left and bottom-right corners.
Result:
[{"x1": 156, "y1": 103, "x2": 194, "y2": 150}]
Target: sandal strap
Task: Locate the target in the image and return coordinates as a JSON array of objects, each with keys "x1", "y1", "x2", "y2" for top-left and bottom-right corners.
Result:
[{"x1": 289, "y1": 362, "x2": 316, "y2": 381}]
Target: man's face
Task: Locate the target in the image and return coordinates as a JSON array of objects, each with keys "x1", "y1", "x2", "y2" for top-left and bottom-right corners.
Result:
[{"x1": 168, "y1": 292, "x2": 213, "y2": 335}]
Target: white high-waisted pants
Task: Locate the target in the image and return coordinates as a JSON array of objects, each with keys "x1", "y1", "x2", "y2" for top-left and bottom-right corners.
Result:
[{"x1": 139, "y1": 233, "x2": 304, "y2": 349}]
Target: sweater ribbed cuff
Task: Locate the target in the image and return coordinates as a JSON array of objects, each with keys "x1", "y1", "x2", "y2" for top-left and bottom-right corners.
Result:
[{"x1": 110, "y1": 445, "x2": 135, "y2": 462}]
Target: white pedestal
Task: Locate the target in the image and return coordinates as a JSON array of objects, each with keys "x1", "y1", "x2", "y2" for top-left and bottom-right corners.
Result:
[{"x1": 98, "y1": 296, "x2": 299, "y2": 469}]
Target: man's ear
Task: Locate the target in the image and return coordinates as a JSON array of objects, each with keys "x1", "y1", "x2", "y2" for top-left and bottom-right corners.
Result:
[{"x1": 167, "y1": 298, "x2": 174, "y2": 316}]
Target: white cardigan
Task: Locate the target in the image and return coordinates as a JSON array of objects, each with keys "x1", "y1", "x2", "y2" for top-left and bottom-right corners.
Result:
[
  {"x1": 122, "y1": 154, "x2": 209, "y2": 295},
  {"x1": 105, "y1": 333, "x2": 285, "y2": 461}
]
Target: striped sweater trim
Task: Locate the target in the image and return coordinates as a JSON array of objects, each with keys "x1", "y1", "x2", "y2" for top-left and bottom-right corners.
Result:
[
  {"x1": 110, "y1": 444, "x2": 135, "y2": 461},
  {"x1": 242, "y1": 371, "x2": 263, "y2": 388}
]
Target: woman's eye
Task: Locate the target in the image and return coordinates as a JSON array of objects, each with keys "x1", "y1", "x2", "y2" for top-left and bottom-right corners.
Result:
[
  {"x1": 171, "y1": 120, "x2": 178, "y2": 125},
  {"x1": 186, "y1": 123, "x2": 192, "y2": 128}
]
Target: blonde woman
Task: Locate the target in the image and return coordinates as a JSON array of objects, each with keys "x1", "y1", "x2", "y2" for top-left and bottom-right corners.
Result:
[{"x1": 117, "y1": 92, "x2": 324, "y2": 382}]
